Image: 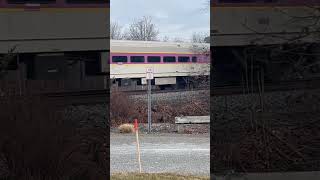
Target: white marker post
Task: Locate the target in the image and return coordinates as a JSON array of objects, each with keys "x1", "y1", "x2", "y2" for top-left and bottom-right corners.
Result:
[
  {"x1": 146, "y1": 67, "x2": 153, "y2": 133},
  {"x1": 134, "y1": 119, "x2": 142, "y2": 173}
]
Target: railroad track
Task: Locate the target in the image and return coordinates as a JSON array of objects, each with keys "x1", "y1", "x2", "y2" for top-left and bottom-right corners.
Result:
[
  {"x1": 41, "y1": 88, "x2": 209, "y2": 105},
  {"x1": 43, "y1": 90, "x2": 108, "y2": 105},
  {"x1": 44, "y1": 87, "x2": 208, "y2": 97},
  {"x1": 118, "y1": 87, "x2": 209, "y2": 95},
  {"x1": 212, "y1": 78, "x2": 320, "y2": 96},
  {"x1": 39, "y1": 78, "x2": 320, "y2": 105}
]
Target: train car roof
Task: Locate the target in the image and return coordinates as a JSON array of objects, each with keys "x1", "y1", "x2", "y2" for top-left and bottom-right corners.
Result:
[{"x1": 110, "y1": 40, "x2": 209, "y2": 54}]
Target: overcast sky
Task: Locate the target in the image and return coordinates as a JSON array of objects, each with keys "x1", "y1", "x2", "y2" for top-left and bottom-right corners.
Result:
[{"x1": 111, "y1": 0, "x2": 209, "y2": 42}]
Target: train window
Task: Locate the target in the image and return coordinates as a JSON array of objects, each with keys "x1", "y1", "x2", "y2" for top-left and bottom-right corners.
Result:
[
  {"x1": 66, "y1": 0, "x2": 108, "y2": 4},
  {"x1": 163, "y1": 56, "x2": 176, "y2": 63},
  {"x1": 192, "y1": 56, "x2": 197, "y2": 63},
  {"x1": 147, "y1": 56, "x2": 161, "y2": 63},
  {"x1": 7, "y1": 0, "x2": 56, "y2": 4},
  {"x1": 178, "y1": 56, "x2": 190, "y2": 62},
  {"x1": 130, "y1": 56, "x2": 145, "y2": 63},
  {"x1": 112, "y1": 56, "x2": 127, "y2": 63}
]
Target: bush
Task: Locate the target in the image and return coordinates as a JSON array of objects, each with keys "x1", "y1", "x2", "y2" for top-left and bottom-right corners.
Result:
[
  {"x1": 110, "y1": 90, "x2": 210, "y2": 126},
  {"x1": 118, "y1": 124, "x2": 134, "y2": 133},
  {"x1": 110, "y1": 91, "x2": 137, "y2": 126},
  {"x1": 135, "y1": 98, "x2": 210, "y2": 124},
  {"x1": 0, "y1": 95, "x2": 108, "y2": 180}
]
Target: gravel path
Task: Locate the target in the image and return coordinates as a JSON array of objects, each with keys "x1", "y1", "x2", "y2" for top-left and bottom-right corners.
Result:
[{"x1": 110, "y1": 133, "x2": 210, "y2": 176}]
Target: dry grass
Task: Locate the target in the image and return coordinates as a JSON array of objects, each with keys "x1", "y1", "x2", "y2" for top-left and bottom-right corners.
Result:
[
  {"x1": 0, "y1": 95, "x2": 108, "y2": 179},
  {"x1": 110, "y1": 90, "x2": 209, "y2": 126},
  {"x1": 118, "y1": 124, "x2": 134, "y2": 133},
  {"x1": 110, "y1": 91, "x2": 137, "y2": 126},
  {"x1": 111, "y1": 173, "x2": 209, "y2": 180},
  {"x1": 135, "y1": 98, "x2": 210, "y2": 124}
]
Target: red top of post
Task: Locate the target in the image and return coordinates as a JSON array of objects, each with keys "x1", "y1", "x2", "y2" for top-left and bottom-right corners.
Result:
[{"x1": 134, "y1": 119, "x2": 138, "y2": 131}]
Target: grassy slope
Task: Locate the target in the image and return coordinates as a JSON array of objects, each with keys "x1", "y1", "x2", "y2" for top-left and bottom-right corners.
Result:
[{"x1": 111, "y1": 173, "x2": 209, "y2": 180}]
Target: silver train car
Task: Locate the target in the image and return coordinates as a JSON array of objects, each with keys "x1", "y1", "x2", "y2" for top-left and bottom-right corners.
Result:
[
  {"x1": 211, "y1": 0, "x2": 320, "y2": 85},
  {"x1": 211, "y1": 0, "x2": 319, "y2": 46},
  {"x1": 0, "y1": 0, "x2": 109, "y2": 91},
  {"x1": 110, "y1": 40, "x2": 210, "y2": 90}
]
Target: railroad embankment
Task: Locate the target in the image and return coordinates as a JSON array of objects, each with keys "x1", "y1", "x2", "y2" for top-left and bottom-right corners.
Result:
[
  {"x1": 212, "y1": 88, "x2": 320, "y2": 172},
  {"x1": 62, "y1": 89, "x2": 210, "y2": 133}
]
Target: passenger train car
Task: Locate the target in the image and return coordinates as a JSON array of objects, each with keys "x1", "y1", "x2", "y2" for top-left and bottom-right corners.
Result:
[
  {"x1": 110, "y1": 40, "x2": 210, "y2": 90},
  {"x1": 211, "y1": 0, "x2": 320, "y2": 46},
  {"x1": 211, "y1": 0, "x2": 320, "y2": 85},
  {"x1": 0, "y1": 0, "x2": 109, "y2": 91}
]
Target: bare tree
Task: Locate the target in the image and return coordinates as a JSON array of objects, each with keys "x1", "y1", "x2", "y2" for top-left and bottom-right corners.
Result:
[
  {"x1": 191, "y1": 32, "x2": 210, "y2": 56},
  {"x1": 192, "y1": 32, "x2": 210, "y2": 43},
  {"x1": 162, "y1": 36, "x2": 170, "y2": 42},
  {"x1": 110, "y1": 21, "x2": 123, "y2": 40},
  {"x1": 125, "y1": 16, "x2": 159, "y2": 41},
  {"x1": 190, "y1": 36, "x2": 210, "y2": 88},
  {"x1": 173, "y1": 37, "x2": 185, "y2": 43}
]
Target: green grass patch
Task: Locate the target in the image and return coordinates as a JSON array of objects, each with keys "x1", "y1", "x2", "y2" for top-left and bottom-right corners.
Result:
[{"x1": 111, "y1": 173, "x2": 209, "y2": 180}]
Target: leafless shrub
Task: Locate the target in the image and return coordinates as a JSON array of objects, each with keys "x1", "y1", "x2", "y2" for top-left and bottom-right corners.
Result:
[
  {"x1": 0, "y1": 95, "x2": 108, "y2": 179},
  {"x1": 212, "y1": 110, "x2": 320, "y2": 173},
  {"x1": 134, "y1": 98, "x2": 210, "y2": 124},
  {"x1": 110, "y1": 91, "x2": 137, "y2": 126},
  {"x1": 118, "y1": 124, "x2": 134, "y2": 133},
  {"x1": 110, "y1": 90, "x2": 209, "y2": 126}
]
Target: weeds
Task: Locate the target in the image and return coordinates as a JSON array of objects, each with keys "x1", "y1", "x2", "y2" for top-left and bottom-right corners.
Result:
[
  {"x1": 118, "y1": 124, "x2": 134, "y2": 133},
  {"x1": 111, "y1": 173, "x2": 209, "y2": 180},
  {"x1": 110, "y1": 91, "x2": 137, "y2": 126},
  {"x1": 110, "y1": 90, "x2": 209, "y2": 126},
  {"x1": 0, "y1": 95, "x2": 108, "y2": 179}
]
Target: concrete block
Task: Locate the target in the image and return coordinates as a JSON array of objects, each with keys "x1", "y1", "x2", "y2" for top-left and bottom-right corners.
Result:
[{"x1": 175, "y1": 116, "x2": 210, "y2": 124}]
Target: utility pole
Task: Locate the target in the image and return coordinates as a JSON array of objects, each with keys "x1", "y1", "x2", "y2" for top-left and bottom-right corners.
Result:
[
  {"x1": 146, "y1": 67, "x2": 153, "y2": 133},
  {"x1": 147, "y1": 79, "x2": 151, "y2": 133}
]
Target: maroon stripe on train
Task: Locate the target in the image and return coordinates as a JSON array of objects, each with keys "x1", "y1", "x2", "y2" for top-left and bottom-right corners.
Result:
[{"x1": 109, "y1": 53, "x2": 210, "y2": 64}]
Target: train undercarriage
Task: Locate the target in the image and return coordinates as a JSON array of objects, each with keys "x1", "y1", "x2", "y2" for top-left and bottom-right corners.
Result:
[
  {"x1": 212, "y1": 43, "x2": 320, "y2": 87},
  {"x1": 0, "y1": 51, "x2": 109, "y2": 93},
  {"x1": 111, "y1": 76, "x2": 209, "y2": 92}
]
